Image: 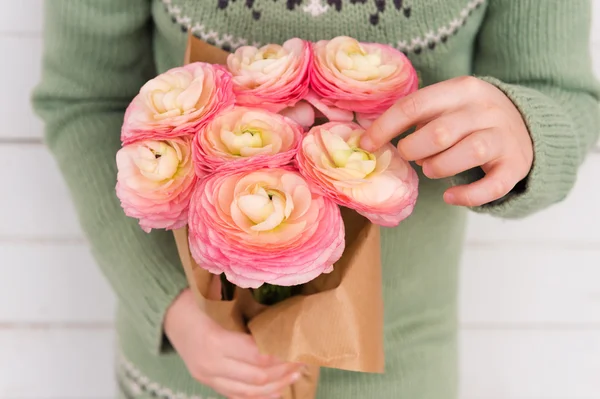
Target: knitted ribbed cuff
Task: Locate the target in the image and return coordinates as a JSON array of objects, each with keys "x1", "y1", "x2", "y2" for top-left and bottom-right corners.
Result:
[
  {"x1": 45, "y1": 111, "x2": 190, "y2": 355},
  {"x1": 449, "y1": 77, "x2": 581, "y2": 219}
]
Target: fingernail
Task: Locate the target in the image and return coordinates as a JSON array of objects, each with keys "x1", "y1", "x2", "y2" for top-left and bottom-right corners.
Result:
[
  {"x1": 360, "y1": 135, "x2": 375, "y2": 151},
  {"x1": 444, "y1": 191, "x2": 455, "y2": 204},
  {"x1": 290, "y1": 372, "x2": 302, "y2": 383},
  {"x1": 421, "y1": 163, "x2": 431, "y2": 177},
  {"x1": 396, "y1": 143, "x2": 407, "y2": 160},
  {"x1": 269, "y1": 394, "x2": 282, "y2": 399}
]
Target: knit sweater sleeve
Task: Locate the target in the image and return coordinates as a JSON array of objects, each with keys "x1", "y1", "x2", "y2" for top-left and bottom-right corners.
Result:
[
  {"x1": 31, "y1": 0, "x2": 188, "y2": 353},
  {"x1": 450, "y1": 0, "x2": 600, "y2": 218}
]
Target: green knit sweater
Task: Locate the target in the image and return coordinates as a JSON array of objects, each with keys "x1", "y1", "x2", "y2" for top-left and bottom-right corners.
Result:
[{"x1": 32, "y1": 1, "x2": 599, "y2": 398}]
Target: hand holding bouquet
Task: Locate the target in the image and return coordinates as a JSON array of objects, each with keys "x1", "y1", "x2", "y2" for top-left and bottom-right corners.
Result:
[{"x1": 116, "y1": 34, "x2": 418, "y2": 399}]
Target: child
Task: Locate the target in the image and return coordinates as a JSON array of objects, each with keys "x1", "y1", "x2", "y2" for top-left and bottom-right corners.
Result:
[{"x1": 33, "y1": 1, "x2": 599, "y2": 398}]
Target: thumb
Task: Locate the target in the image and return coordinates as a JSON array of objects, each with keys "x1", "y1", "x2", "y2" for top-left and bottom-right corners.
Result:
[{"x1": 359, "y1": 120, "x2": 386, "y2": 152}]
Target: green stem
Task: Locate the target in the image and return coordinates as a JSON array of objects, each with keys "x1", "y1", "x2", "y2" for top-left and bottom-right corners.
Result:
[
  {"x1": 220, "y1": 274, "x2": 236, "y2": 301},
  {"x1": 252, "y1": 283, "x2": 294, "y2": 305}
]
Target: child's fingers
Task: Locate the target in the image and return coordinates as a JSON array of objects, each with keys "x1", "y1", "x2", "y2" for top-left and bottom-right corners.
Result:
[
  {"x1": 222, "y1": 332, "x2": 283, "y2": 367},
  {"x1": 211, "y1": 370, "x2": 299, "y2": 399},
  {"x1": 215, "y1": 358, "x2": 301, "y2": 387},
  {"x1": 420, "y1": 129, "x2": 503, "y2": 179},
  {"x1": 361, "y1": 78, "x2": 473, "y2": 151},
  {"x1": 443, "y1": 165, "x2": 518, "y2": 207},
  {"x1": 396, "y1": 109, "x2": 491, "y2": 162}
]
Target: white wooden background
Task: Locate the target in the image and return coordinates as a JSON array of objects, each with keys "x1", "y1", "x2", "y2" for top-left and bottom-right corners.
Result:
[{"x1": 1, "y1": 1, "x2": 599, "y2": 398}]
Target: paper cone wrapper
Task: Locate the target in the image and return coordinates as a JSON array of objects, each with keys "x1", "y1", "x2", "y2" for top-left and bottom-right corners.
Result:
[{"x1": 173, "y1": 34, "x2": 386, "y2": 399}]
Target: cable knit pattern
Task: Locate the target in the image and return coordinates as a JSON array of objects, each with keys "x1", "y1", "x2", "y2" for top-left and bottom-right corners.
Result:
[{"x1": 32, "y1": 0, "x2": 599, "y2": 398}]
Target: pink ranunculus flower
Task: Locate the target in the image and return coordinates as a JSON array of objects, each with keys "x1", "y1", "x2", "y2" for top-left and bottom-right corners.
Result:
[
  {"x1": 296, "y1": 122, "x2": 418, "y2": 227},
  {"x1": 121, "y1": 63, "x2": 234, "y2": 144},
  {"x1": 227, "y1": 38, "x2": 312, "y2": 113},
  {"x1": 116, "y1": 137, "x2": 196, "y2": 233},
  {"x1": 188, "y1": 168, "x2": 345, "y2": 289},
  {"x1": 192, "y1": 106, "x2": 303, "y2": 176},
  {"x1": 310, "y1": 36, "x2": 418, "y2": 120}
]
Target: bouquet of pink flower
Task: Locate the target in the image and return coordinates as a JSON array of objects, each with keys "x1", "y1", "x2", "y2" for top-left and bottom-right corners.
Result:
[{"x1": 116, "y1": 34, "x2": 418, "y2": 399}]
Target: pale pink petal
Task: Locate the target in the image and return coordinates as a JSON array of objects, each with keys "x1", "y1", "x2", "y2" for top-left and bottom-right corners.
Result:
[
  {"x1": 279, "y1": 101, "x2": 315, "y2": 129},
  {"x1": 304, "y1": 91, "x2": 354, "y2": 122}
]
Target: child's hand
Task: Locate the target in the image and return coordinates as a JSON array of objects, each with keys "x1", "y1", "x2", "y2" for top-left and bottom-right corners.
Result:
[
  {"x1": 165, "y1": 289, "x2": 302, "y2": 399},
  {"x1": 360, "y1": 76, "x2": 534, "y2": 207}
]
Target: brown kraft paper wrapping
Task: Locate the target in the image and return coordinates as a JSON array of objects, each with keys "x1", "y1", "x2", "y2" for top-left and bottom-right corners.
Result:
[{"x1": 173, "y1": 34, "x2": 385, "y2": 399}]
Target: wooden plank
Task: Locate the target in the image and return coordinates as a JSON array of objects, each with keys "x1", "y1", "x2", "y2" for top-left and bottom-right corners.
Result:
[
  {"x1": 0, "y1": 146, "x2": 83, "y2": 240},
  {"x1": 466, "y1": 156, "x2": 600, "y2": 244},
  {"x1": 0, "y1": 243, "x2": 115, "y2": 323},
  {"x1": 0, "y1": 329, "x2": 115, "y2": 398},
  {"x1": 460, "y1": 247, "x2": 600, "y2": 325},
  {"x1": 592, "y1": 42, "x2": 600, "y2": 85},
  {"x1": 0, "y1": 2, "x2": 44, "y2": 35},
  {"x1": 0, "y1": 37, "x2": 44, "y2": 139},
  {"x1": 2, "y1": 242, "x2": 598, "y2": 326},
  {"x1": 1, "y1": 146, "x2": 598, "y2": 243},
  {"x1": 1, "y1": 328, "x2": 598, "y2": 399},
  {"x1": 460, "y1": 330, "x2": 600, "y2": 399},
  {"x1": 593, "y1": 0, "x2": 600, "y2": 45}
]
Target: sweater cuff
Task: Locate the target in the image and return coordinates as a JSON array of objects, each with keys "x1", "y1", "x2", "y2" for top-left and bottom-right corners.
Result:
[{"x1": 449, "y1": 76, "x2": 581, "y2": 219}]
